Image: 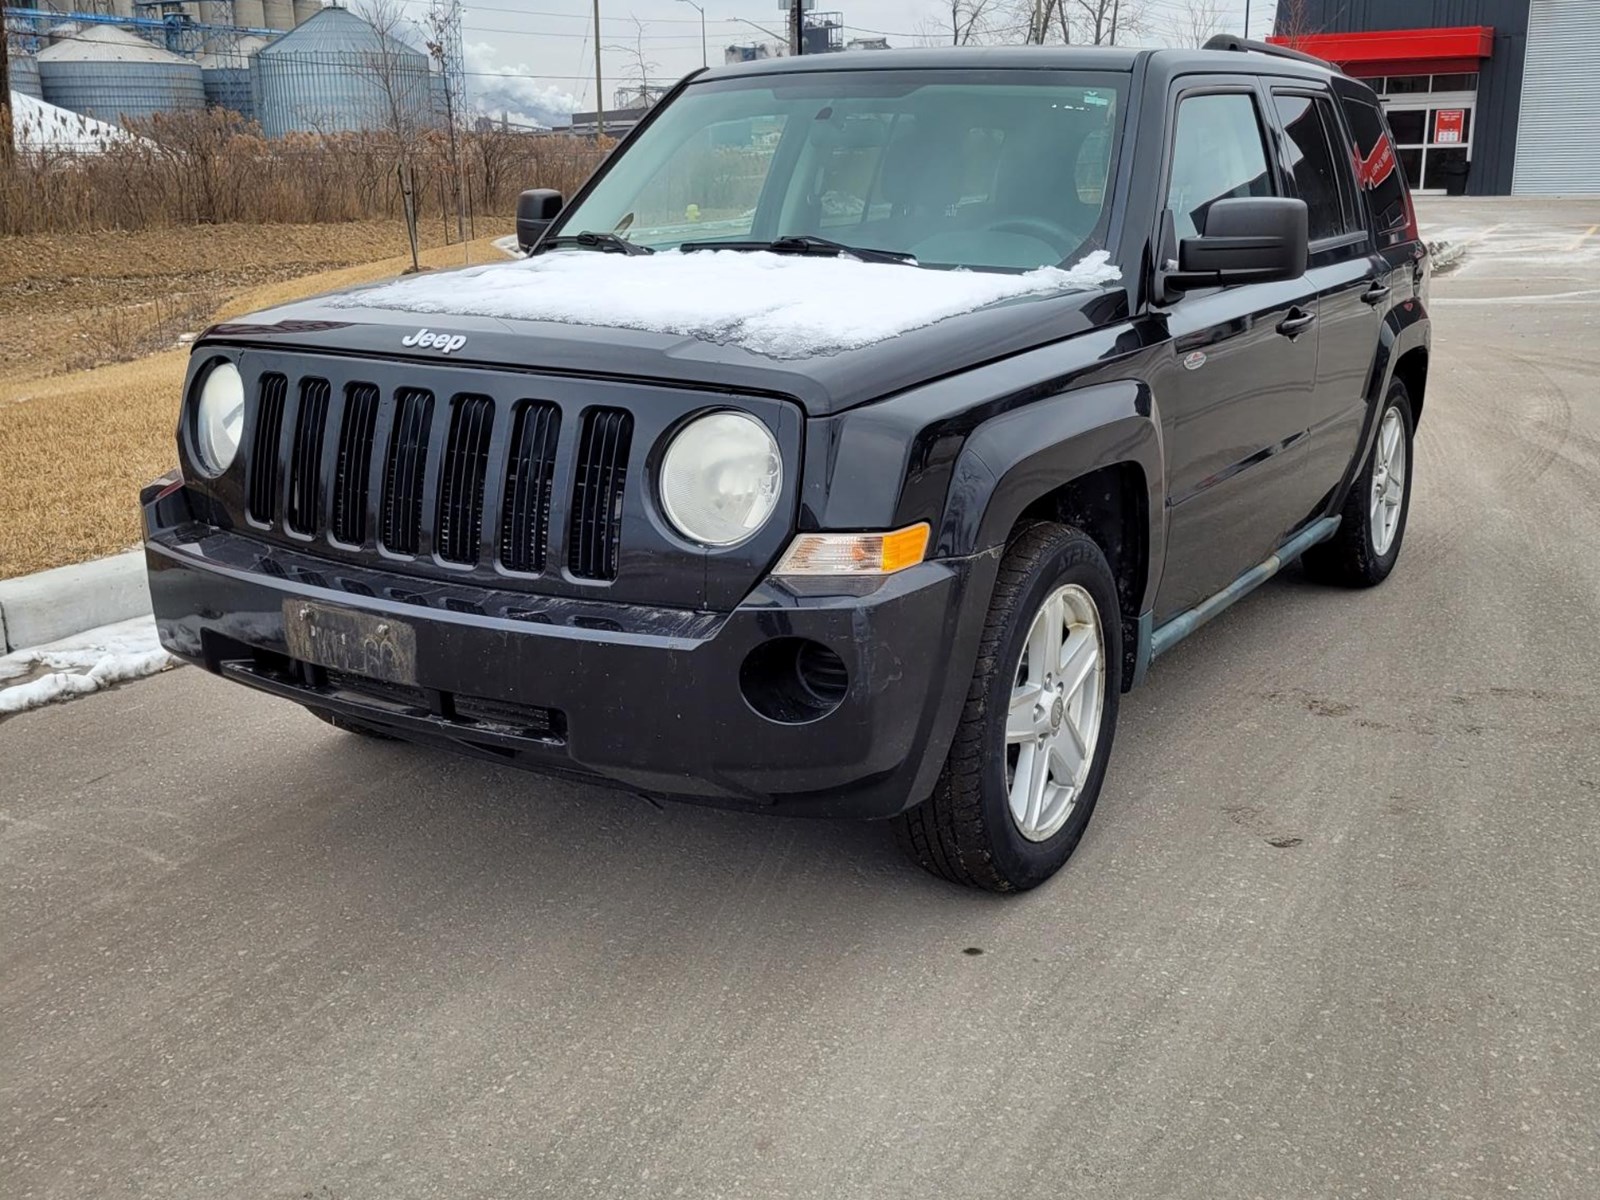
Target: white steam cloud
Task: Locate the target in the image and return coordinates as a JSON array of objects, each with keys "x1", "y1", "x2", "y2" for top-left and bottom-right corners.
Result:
[{"x1": 465, "y1": 41, "x2": 581, "y2": 130}]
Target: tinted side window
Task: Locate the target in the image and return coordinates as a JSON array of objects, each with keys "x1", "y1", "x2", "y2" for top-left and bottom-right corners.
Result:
[
  {"x1": 1166, "y1": 93, "x2": 1274, "y2": 241},
  {"x1": 1338, "y1": 95, "x2": 1411, "y2": 242},
  {"x1": 1274, "y1": 93, "x2": 1357, "y2": 241}
]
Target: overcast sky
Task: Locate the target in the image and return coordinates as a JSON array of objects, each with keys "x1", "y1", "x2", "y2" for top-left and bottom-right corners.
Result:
[{"x1": 390, "y1": 0, "x2": 1283, "y2": 126}]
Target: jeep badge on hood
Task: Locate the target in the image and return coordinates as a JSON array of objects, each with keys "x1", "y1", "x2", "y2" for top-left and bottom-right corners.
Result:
[{"x1": 401, "y1": 328, "x2": 467, "y2": 354}]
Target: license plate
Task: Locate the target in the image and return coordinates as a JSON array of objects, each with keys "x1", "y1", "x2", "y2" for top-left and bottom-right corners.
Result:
[{"x1": 283, "y1": 599, "x2": 418, "y2": 686}]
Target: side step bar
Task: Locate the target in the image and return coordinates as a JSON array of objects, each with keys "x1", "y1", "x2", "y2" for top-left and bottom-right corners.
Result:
[{"x1": 1133, "y1": 515, "x2": 1342, "y2": 683}]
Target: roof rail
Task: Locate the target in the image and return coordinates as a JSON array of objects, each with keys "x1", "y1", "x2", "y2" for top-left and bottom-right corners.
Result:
[{"x1": 1203, "y1": 34, "x2": 1330, "y2": 69}]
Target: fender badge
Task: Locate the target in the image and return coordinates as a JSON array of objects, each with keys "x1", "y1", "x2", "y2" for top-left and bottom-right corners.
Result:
[
  {"x1": 402, "y1": 328, "x2": 468, "y2": 354},
  {"x1": 1183, "y1": 350, "x2": 1207, "y2": 371}
]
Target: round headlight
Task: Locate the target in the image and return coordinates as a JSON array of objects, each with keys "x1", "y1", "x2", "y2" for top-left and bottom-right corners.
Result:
[
  {"x1": 660, "y1": 412, "x2": 782, "y2": 547},
  {"x1": 193, "y1": 360, "x2": 245, "y2": 477}
]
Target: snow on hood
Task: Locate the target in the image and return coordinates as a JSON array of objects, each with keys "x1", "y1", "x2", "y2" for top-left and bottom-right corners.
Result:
[{"x1": 334, "y1": 248, "x2": 1122, "y2": 360}]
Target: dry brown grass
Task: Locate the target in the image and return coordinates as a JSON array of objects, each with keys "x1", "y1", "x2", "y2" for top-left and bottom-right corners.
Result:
[
  {"x1": 0, "y1": 230, "x2": 507, "y2": 579},
  {"x1": 0, "y1": 220, "x2": 482, "y2": 382}
]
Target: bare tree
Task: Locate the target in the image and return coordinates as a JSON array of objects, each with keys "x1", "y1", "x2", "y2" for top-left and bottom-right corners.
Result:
[
  {"x1": 419, "y1": 0, "x2": 469, "y2": 255},
  {"x1": 1013, "y1": 0, "x2": 1148, "y2": 46},
  {"x1": 924, "y1": 0, "x2": 1004, "y2": 45},
  {"x1": 604, "y1": 17, "x2": 659, "y2": 109},
  {"x1": 1, "y1": 28, "x2": 13, "y2": 172},
  {"x1": 354, "y1": 0, "x2": 434, "y2": 272},
  {"x1": 1276, "y1": 0, "x2": 1320, "y2": 48},
  {"x1": 1166, "y1": 0, "x2": 1228, "y2": 47}
]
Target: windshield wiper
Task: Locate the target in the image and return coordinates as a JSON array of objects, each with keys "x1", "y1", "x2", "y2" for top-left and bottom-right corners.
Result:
[
  {"x1": 535, "y1": 231, "x2": 653, "y2": 256},
  {"x1": 679, "y1": 234, "x2": 914, "y2": 265}
]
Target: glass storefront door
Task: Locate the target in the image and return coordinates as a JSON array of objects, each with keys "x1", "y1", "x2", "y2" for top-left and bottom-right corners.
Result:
[{"x1": 1372, "y1": 73, "x2": 1479, "y2": 194}]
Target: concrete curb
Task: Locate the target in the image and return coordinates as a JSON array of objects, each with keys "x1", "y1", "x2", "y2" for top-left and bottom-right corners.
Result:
[{"x1": 0, "y1": 551, "x2": 151, "y2": 653}]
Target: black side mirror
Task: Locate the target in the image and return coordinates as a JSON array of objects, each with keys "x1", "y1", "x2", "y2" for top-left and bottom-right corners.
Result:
[
  {"x1": 1165, "y1": 197, "x2": 1309, "y2": 292},
  {"x1": 516, "y1": 188, "x2": 564, "y2": 252}
]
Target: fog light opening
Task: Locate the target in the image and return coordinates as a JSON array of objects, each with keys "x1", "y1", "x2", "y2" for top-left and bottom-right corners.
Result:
[{"x1": 739, "y1": 637, "x2": 849, "y2": 724}]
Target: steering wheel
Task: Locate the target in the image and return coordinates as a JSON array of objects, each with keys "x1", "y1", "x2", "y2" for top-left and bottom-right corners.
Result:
[{"x1": 981, "y1": 216, "x2": 1078, "y2": 255}]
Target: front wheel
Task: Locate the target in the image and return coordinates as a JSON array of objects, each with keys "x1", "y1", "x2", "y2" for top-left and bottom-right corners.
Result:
[
  {"x1": 1303, "y1": 380, "x2": 1415, "y2": 587},
  {"x1": 893, "y1": 522, "x2": 1122, "y2": 892}
]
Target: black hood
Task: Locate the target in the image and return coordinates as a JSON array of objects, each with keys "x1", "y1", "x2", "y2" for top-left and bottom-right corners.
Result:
[{"x1": 202, "y1": 268, "x2": 1130, "y2": 417}]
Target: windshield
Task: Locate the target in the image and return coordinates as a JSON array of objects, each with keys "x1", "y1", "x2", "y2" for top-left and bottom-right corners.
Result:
[{"x1": 554, "y1": 70, "x2": 1127, "y2": 272}]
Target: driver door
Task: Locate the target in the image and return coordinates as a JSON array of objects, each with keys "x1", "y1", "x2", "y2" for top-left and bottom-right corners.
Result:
[{"x1": 1152, "y1": 82, "x2": 1323, "y2": 623}]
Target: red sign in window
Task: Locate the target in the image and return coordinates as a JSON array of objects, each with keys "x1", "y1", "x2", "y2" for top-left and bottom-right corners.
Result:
[
  {"x1": 1435, "y1": 109, "x2": 1466, "y2": 144},
  {"x1": 1356, "y1": 133, "x2": 1397, "y2": 189}
]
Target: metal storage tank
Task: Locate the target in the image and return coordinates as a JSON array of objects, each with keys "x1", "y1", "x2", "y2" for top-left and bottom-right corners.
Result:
[
  {"x1": 200, "y1": 35, "x2": 270, "y2": 121},
  {"x1": 37, "y1": 25, "x2": 206, "y2": 126},
  {"x1": 234, "y1": 0, "x2": 268, "y2": 28},
  {"x1": 252, "y1": 6, "x2": 433, "y2": 138},
  {"x1": 10, "y1": 53, "x2": 44, "y2": 100},
  {"x1": 262, "y1": 0, "x2": 295, "y2": 31},
  {"x1": 42, "y1": 21, "x2": 83, "y2": 47},
  {"x1": 292, "y1": 0, "x2": 323, "y2": 28}
]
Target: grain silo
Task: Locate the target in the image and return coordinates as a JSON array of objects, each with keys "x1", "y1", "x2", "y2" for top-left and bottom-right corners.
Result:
[
  {"x1": 291, "y1": 0, "x2": 323, "y2": 28},
  {"x1": 10, "y1": 53, "x2": 44, "y2": 100},
  {"x1": 252, "y1": 5, "x2": 433, "y2": 138},
  {"x1": 37, "y1": 25, "x2": 205, "y2": 125},
  {"x1": 262, "y1": 0, "x2": 294, "y2": 31},
  {"x1": 199, "y1": 35, "x2": 271, "y2": 121},
  {"x1": 234, "y1": 0, "x2": 268, "y2": 28}
]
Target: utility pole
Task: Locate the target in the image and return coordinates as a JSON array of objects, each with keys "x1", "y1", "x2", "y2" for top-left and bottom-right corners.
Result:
[
  {"x1": 592, "y1": 0, "x2": 605, "y2": 139},
  {"x1": 1110, "y1": 0, "x2": 1120, "y2": 45},
  {"x1": 1243, "y1": 0, "x2": 1250, "y2": 38},
  {"x1": 790, "y1": 0, "x2": 803, "y2": 57},
  {"x1": 677, "y1": 0, "x2": 706, "y2": 68}
]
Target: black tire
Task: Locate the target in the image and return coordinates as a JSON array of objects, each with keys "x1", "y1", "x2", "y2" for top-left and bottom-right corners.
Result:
[
  {"x1": 309, "y1": 708, "x2": 399, "y2": 740},
  {"x1": 1303, "y1": 380, "x2": 1415, "y2": 588},
  {"x1": 893, "y1": 522, "x2": 1123, "y2": 892}
]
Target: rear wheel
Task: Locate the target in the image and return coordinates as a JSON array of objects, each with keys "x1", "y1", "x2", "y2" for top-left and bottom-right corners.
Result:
[
  {"x1": 893, "y1": 522, "x2": 1122, "y2": 892},
  {"x1": 1303, "y1": 380, "x2": 1415, "y2": 587}
]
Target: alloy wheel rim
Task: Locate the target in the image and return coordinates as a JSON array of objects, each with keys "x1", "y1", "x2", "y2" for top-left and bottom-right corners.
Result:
[
  {"x1": 1370, "y1": 405, "x2": 1407, "y2": 556},
  {"x1": 1004, "y1": 583, "x2": 1106, "y2": 843}
]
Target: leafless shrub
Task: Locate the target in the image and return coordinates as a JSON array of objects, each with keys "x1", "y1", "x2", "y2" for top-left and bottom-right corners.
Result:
[
  {"x1": 0, "y1": 117, "x2": 605, "y2": 238},
  {"x1": 64, "y1": 285, "x2": 227, "y2": 371}
]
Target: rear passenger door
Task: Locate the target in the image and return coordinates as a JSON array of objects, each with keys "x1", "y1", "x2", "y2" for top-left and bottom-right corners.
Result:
[
  {"x1": 1267, "y1": 86, "x2": 1385, "y2": 508},
  {"x1": 1152, "y1": 82, "x2": 1322, "y2": 624}
]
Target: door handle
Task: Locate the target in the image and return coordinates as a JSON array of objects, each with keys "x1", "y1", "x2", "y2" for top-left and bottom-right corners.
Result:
[
  {"x1": 1361, "y1": 281, "x2": 1392, "y2": 306},
  {"x1": 1276, "y1": 308, "x2": 1316, "y2": 339}
]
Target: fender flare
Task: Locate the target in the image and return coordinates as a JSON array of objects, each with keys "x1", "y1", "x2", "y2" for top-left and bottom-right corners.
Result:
[
  {"x1": 937, "y1": 379, "x2": 1167, "y2": 616},
  {"x1": 1332, "y1": 299, "x2": 1430, "y2": 514}
]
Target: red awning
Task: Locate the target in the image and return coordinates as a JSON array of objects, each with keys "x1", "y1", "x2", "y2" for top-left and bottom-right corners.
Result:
[{"x1": 1267, "y1": 26, "x2": 1494, "y2": 78}]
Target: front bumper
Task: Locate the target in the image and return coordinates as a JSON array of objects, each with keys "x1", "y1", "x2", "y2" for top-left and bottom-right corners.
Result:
[{"x1": 143, "y1": 498, "x2": 992, "y2": 820}]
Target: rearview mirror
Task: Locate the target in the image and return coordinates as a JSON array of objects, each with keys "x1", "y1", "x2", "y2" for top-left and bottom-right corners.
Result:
[
  {"x1": 1165, "y1": 197, "x2": 1309, "y2": 291},
  {"x1": 516, "y1": 188, "x2": 564, "y2": 252}
]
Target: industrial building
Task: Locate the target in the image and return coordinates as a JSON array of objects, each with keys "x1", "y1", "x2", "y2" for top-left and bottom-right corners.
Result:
[
  {"x1": 6, "y1": 1, "x2": 446, "y2": 138},
  {"x1": 1272, "y1": 0, "x2": 1600, "y2": 195}
]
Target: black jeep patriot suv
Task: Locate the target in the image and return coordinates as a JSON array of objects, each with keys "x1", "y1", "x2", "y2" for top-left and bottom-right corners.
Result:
[{"x1": 142, "y1": 38, "x2": 1429, "y2": 891}]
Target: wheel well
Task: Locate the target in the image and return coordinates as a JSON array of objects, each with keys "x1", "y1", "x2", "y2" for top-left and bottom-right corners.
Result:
[
  {"x1": 1014, "y1": 462, "x2": 1148, "y2": 686},
  {"x1": 1392, "y1": 347, "x2": 1429, "y2": 425}
]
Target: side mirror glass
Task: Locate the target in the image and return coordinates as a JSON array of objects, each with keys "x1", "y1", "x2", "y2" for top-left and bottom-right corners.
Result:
[
  {"x1": 516, "y1": 188, "x2": 564, "y2": 252},
  {"x1": 1165, "y1": 197, "x2": 1309, "y2": 292}
]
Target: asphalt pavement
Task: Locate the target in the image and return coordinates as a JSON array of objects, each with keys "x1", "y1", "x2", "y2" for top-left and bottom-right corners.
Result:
[{"x1": 3, "y1": 198, "x2": 1599, "y2": 1199}]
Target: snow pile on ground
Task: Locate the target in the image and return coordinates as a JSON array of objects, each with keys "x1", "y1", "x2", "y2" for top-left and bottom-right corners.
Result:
[
  {"x1": 0, "y1": 615, "x2": 176, "y2": 716},
  {"x1": 8, "y1": 90, "x2": 137, "y2": 154},
  {"x1": 337, "y1": 248, "x2": 1122, "y2": 359}
]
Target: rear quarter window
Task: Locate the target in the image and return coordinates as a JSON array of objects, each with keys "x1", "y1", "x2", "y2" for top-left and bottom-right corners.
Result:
[{"x1": 1336, "y1": 91, "x2": 1412, "y2": 245}]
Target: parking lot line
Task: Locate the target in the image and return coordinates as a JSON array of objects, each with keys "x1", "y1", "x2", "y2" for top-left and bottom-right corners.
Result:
[{"x1": 1565, "y1": 224, "x2": 1599, "y2": 252}]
